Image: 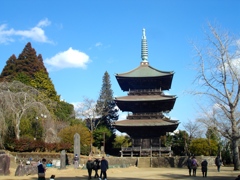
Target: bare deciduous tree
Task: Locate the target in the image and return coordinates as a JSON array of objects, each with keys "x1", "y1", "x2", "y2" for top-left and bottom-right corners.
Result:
[
  {"x1": 75, "y1": 97, "x2": 103, "y2": 155},
  {"x1": 192, "y1": 23, "x2": 240, "y2": 170},
  {"x1": 0, "y1": 81, "x2": 51, "y2": 141},
  {"x1": 182, "y1": 119, "x2": 203, "y2": 155},
  {"x1": 182, "y1": 120, "x2": 203, "y2": 140}
]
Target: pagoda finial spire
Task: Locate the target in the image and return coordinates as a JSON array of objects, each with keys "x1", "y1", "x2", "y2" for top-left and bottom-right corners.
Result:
[{"x1": 141, "y1": 28, "x2": 148, "y2": 64}]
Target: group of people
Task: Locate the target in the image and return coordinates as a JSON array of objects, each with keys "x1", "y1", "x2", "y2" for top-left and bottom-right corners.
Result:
[
  {"x1": 37, "y1": 156, "x2": 108, "y2": 180},
  {"x1": 187, "y1": 155, "x2": 222, "y2": 178},
  {"x1": 86, "y1": 156, "x2": 108, "y2": 180}
]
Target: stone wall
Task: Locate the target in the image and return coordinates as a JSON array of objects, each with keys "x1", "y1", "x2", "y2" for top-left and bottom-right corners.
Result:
[
  {"x1": 151, "y1": 156, "x2": 217, "y2": 168},
  {"x1": 9, "y1": 152, "x2": 217, "y2": 168}
]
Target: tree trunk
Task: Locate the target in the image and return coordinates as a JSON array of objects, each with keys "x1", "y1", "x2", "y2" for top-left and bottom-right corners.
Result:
[
  {"x1": 232, "y1": 139, "x2": 240, "y2": 170},
  {"x1": 16, "y1": 122, "x2": 20, "y2": 140}
]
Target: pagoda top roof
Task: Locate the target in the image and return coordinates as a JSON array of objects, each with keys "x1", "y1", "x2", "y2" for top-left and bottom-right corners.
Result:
[
  {"x1": 115, "y1": 63, "x2": 174, "y2": 78},
  {"x1": 115, "y1": 29, "x2": 174, "y2": 79}
]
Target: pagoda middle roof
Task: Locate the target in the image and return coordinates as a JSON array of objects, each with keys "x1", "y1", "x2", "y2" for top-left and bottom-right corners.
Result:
[
  {"x1": 115, "y1": 94, "x2": 176, "y2": 112},
  {"x1": 115, "y1": 64, "x2": 174, "y2": 78}
]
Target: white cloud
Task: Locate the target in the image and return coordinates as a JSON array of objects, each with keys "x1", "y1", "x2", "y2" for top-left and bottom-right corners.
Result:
[
  {"x1": 37, "y1": 19, "x2": 51, "y2": 27},
  {"x1": 95, "y1": 42, "x2": 102, "y2": 47},
  {"x1": 45, "y1": 47, "x2": 91, "y2": 70},
  {"x1": 0, "y1": 19, "x2": 52, "y2": 44}
]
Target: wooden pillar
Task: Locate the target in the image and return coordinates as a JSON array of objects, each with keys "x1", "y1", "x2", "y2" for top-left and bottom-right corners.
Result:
[
  {"x1": 140, "y1": 146, "x2": 142, "y2": 157},
  {"x1": 151, "y1": 146, "x2": 152, "y2": 157},
  {"x1": 159, "y1": 138, "x2": 161, "y2": 157}
]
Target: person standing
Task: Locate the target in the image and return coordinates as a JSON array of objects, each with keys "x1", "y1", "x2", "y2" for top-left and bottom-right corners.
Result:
[
  {"x1": 93, "y1": 158, "x2": 100, "y2": 178},
  {"x1": 201, "y1": 159, "x2": 208, "y2": 177},
  {"x1": 187, "y1": 156, "x2": 192, "y2": 176},
  {"x1": 191, "y1": 156, "x2": 198, "y2": 177},
  {"x1": 37, "y1": 158, "x2": 47, "y2": 180},
  {"x1": 99, "y1": 156, "x2": 108, "y2": 180},
  {"x1": 73, "y1": 154, "x2": 79, "y2": 169},
  {"x1": 215, "y1": 155, "x2": 222, "y2": 172},
  {"x1": 86, "y1": 157, "x2": 93, "y2": 180}
]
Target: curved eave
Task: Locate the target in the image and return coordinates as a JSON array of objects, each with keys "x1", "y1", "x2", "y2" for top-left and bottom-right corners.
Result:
[
  {"x1": 115, "y1": 75, "x2": 173, "y2": 91},
  {"x1": 115, "y1": 64, "x2": 174, "y2": 77},
  {"x1": 113, "y1": 119, "x2": 179, "y2": 138},
  {"x1": 115, "y1": 65, "x2": 174, "y2": 91},
  {"x1": 113, "y1": 119, "x2": 179, "y2": 127},
  {"x1": 115, "y1": 94, "x2": 176, "y2": 101}
]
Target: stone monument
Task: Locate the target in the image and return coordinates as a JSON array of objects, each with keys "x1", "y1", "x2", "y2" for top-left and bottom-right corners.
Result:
[
  {"x1": 0, "y1": 153, "x2": 10, "y2": 175},
  {"x1": 74, "y1": 133, "x2": 80, "y2": 164},
  {"x1": 60, "y1": 150, "x2": 66, "y2": 169}
]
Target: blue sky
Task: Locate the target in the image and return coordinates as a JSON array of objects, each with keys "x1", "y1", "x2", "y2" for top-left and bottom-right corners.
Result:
[{"x1": 1, "y1": 1, "x2": 240, "y2": 130}]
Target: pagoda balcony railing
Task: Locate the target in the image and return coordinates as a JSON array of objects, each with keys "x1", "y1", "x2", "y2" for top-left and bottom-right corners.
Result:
[
  {"x1": 120, "y1": 146, "x2": 172, "y2": 157},
  {"x1": 121, "y1": 146, "x2": 171, "y2": 152},
  {"x1": 128, "y1": 88, "x2": 163, "y2": 95},
  {"x1": 127, "y1": 112, "x2": 164, "y2": 119}
]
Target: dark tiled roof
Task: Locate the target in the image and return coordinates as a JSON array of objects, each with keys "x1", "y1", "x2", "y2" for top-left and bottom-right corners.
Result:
[
  {"x1": 115, "y1": 64, "x2": 174, "y2": 78},
  {"x1": 115, "y1": 94, "x2": 176, "y2": 101}
]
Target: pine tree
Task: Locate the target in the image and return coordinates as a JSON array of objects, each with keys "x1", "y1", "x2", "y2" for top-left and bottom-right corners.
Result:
[{"x1": 96, "y1": 71, "x2": 119, "y2": 131}]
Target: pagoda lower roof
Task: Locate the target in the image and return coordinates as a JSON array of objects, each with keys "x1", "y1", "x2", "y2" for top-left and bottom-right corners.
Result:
[
  {"x1": 113, "y1": 119, "x2": 179, "y2": 127},
  {"x1": 115, "y1": 94, "x2": 176, "y2": 101},
  {"x1": 113, "y1": 119, "x2": 179, "y2": 138}
]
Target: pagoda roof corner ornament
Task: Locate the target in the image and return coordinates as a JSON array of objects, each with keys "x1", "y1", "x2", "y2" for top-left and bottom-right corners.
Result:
[{"x1": 141, "y1": 28, "x2": 149, "y2": 65}]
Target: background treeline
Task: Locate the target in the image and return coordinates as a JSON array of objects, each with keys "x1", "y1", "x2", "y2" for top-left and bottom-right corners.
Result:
[{"x1": 0, "y1": 42, "x2": 118, "y2": 156}]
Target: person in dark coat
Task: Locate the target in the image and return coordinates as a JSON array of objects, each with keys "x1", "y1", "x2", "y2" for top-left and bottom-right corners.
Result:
[
  {"x1": 99, "y1": 156, "x2": 108, "y2": 180},
  {"x1": 187, "y1": 156, "x2": 192, "y2": 176},
  {"x1": 37, "y1": 158, "x2": 47, "y2": 180},
  {"x1": 201, "y1": 159, "x2": 208, "y2": 177},
  {"x1": 86, "y1": 157, "x2": 93, "y2": 180},
  {"x1": 93, "y1": 158, "x2": 100, "y2": 178},
  {"x1": 215, "y1": 155, "x2": 222, "y2": 172}
]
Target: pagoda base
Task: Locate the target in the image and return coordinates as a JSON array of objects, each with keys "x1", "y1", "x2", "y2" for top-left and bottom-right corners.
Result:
[{"x1": 120, "y1": 146, "x2": 172, "y2": 157}]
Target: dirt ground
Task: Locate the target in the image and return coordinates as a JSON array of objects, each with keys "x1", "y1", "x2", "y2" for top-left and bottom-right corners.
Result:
[{"x1": 0, "y1": 165, "x2": 240, "y2": 180}]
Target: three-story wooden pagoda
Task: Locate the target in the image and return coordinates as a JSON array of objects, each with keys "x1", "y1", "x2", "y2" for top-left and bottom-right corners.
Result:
[{"x1": 113, "y1": 29, "x2": 179, "y2": 157}]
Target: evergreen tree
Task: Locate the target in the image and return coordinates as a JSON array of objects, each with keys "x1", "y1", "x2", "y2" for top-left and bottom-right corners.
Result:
[
  {"x1": 96, "y1": 71, "x2": 119, "y2": 131},
  {"x1": 0, "y1": 54, "x2": 18, "y2": 82},
  {"x1": 0, "y1": 42, "x2": 74, "y2": 122},
  {"x1": 1, "y1": 43, "x2": 48, "y2": 83}
]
